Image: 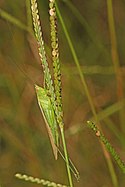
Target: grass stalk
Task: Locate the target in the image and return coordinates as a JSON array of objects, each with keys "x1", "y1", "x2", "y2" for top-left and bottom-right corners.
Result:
[
  {"x1": 26, "y1": 0, "x2": 33, "y2": 29},
  {"x1": 61, "y1": 0, "x2": 110, "y2": 62},
  {"x1": 60, "y1": 127, "x2": 73, "y2": 187},
  {"x1": 15, "y1": 173, "x2": 68, "y2": 187},
  {"x1": 49, "y1": 1, "x2": 73, "y2": 185},
  {"x1": 0, "y1": 8, "x2": 32, "y2": 33},
  {"x1": 55, "y1": 2, "x2": 97, "y2": 118},
  {"x1": 87, "y1": 121, "x2": 125, "y2": 174},
  {"x1": 31, "y1": 0, "x2": 74, "y2": 185},
  {"x1": 49, "y1": 0, "x2": 63, "y2": 127},
  {"x1": 55, "y1": 2, "x2": 119, "y2": 186},
  {"x1": 107, "y1": 0, "x2": 125, "y2": 132}
]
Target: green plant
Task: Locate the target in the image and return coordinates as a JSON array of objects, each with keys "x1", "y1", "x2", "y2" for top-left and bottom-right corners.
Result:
[
  {"x1": 15, "y1": 173, "x2": 68, "y2": 187},
  {"x1": 1, "y1": 0, "x2": 125, "y2": 186},
  {"x1": 17, "y1": 0, "x2": 77, "y2": 186},
  {"x1": 87, "y1": 121, "x2": 125, "y2": 174}
]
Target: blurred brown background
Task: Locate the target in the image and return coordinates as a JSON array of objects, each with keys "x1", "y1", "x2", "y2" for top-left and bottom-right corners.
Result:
[{"x1": 0, "y1": 0, "x2": 125, "y2": 186}]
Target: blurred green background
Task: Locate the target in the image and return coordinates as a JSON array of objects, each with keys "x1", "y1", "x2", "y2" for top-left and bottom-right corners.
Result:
[{"x1": 0, "y1": 0, "x2": 125, "y2": 186}]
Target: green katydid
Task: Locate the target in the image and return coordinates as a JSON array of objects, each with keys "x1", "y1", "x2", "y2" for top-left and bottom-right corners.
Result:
[
  {"x1": 35, "y1": 85, "x2": 59, "y2": 160},
  {"x1": 10, "y1": 60, "x2": 79, "y2": 179},
  {"x1": 35, "y1": 85, "x2": 80, "y2": 180}
]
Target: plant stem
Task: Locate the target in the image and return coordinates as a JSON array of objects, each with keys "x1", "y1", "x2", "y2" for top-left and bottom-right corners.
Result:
[
  {"x1": 107, "y1": 0, "x2": 124, "y2": 132},
  {"x1": 61, "y1": 0, "x2": 110, "y2": 64},
  {"x1": 60, "y1": 126, "x2": 73, "y2": 187},
  {"x1": 55, "y1": 2, "x2": 118, "y2": 186},
  {"x1": 0, "y1": 8, "x2": 32, "y2": 33},
  {"x1": 26, "y1": 0, "x2": 33, "y2": 29}
]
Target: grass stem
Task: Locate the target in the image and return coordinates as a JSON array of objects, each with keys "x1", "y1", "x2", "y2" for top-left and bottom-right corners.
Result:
[
  {"x1": 60, "y1": 127, "x2": 73, "y2": 187},
  {"x1": 0, "y1": 8, "x2": 32, "y2": 33},
  {"x1": 55, "y1": 2, "x2": 119, "y2": 186},
  {"x1": 107, "y1": 0, "x2": 125, "y2": 133}
]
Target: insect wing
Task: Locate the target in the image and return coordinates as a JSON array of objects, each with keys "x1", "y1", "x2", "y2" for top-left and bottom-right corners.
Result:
[{"x1": 35, "y1": 85, "x2": 58, "y2": 159}]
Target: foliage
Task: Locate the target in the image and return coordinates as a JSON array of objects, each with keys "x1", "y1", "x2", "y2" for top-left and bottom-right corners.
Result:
[{"x1": 0, "y1": 0, "x2": 125, "y2": 186}]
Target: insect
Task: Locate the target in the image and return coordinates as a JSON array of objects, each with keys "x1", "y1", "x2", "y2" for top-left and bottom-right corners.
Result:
[
  {"x1": 10, "y1": 61, "x2": 79, "y2": 177},
  {"x1": 35, "y1": 85, "x2": 59, "y2": 160}
]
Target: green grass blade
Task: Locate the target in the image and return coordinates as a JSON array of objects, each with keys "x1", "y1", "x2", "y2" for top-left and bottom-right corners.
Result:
[
  {"x1": 55, "y1": 3, "x2": 119, "y2": 184},
  {"x1": 107, "y1": 0, "x2": 125, "y2": 132},
  {"x1": 0, "y1": 8, "x2": 31, "y2": 33},
  {"x1": 61, "y1": 0, "x2": 110, "y2": 63}
]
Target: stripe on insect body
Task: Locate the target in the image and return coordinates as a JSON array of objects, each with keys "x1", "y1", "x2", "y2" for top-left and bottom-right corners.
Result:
[{"x1": 35, "y1": 85, "x2": 59, "y2": 160}]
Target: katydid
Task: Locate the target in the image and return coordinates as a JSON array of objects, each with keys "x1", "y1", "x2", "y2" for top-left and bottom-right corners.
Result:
[
  {"x1": 35, "y1": 85, "x2": 59, "y2": 160},
  {"x1": 10, "y1": 60, "x2": 79, "y2": 178},
  {"x1": 35, "y1": 85, "x2": 80, "y2": 180}
]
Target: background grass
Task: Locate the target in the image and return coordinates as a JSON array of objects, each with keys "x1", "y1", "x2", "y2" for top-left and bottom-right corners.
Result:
[{"x1": 0, "y1": 0, "x2": 125, "y2": 186}]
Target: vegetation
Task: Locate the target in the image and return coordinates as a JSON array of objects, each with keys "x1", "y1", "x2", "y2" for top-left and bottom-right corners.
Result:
[{"x1": 0, "y1": 0, "x2": 125, "y2": 186}]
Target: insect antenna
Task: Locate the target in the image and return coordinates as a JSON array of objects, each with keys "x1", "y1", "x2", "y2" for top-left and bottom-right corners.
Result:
[{"x1": 57, "y1": 147, "x2": 80, "y2": 181}]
